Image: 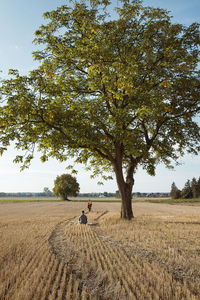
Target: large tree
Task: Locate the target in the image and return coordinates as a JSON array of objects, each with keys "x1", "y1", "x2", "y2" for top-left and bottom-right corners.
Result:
[{"x1": 0, "y1": 0, "x2": 200, "y2": 219}]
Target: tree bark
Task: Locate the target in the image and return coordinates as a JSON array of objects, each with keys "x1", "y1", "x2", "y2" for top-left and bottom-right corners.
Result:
[
  {"x1": 120, "y1": 182, "x2": 134, "y2": 219},
  {"x1": 114, "y1": 161, "x2": 134, "y2": 220}
]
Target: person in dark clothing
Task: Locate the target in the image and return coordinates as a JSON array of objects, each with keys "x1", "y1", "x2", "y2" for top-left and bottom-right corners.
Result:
[{"x1": 78, "y1": 210, "x2": 88, "y2": 224}]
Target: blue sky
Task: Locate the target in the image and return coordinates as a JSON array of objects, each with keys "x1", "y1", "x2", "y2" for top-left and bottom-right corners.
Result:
[{"x1": 0, "y1": 0, "x2": 199, "y2": 193}]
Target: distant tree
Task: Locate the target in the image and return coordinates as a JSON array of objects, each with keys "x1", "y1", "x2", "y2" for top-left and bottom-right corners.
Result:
[
  {"x1": 191, "y1": 177, "x2": 198, "y2": 198},
  {"x1": 53, "y1": 174, "x2": 80, "y2": 200},
  {"x1": 170, "y1": 182, "x2": 181, "y2": 199},
  {"x1": 134, "y1": 192, "x2": 141, "y2": 198},
  {"x1": 197, "y1": 177, "x2": 200, "y2": 198},
  {"x1": 181, "y1": 180, "x2": 193, "y2": 199},
  {"x1": 115, "y1": 190, "x2": 121, "y2": 199},
  {"x1": 43, "y1": 187, "x2": 53, "y2": 197}
]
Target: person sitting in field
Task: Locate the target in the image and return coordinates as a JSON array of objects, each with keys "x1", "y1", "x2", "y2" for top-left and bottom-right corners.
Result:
[{"x1": 78, "y1": 210, "x2": 88, "y2": 224}]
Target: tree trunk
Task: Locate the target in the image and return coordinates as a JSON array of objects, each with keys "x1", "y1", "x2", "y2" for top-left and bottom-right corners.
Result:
[
  {"x1": 114, "y1": 162, "x2": 134, "y2": 220},
  {"x1": 120, "y1": 183, "x2": 134, "y2": 219}
]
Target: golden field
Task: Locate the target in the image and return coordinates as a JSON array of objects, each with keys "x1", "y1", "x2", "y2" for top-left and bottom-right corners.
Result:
[{"x1": 0, "y1": 201, "x2": 199, "y2": 299}]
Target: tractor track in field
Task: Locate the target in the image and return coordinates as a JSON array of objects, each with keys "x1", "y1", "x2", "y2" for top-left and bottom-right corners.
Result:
[
  {"x1": 91, "y1": 226, "x2": 200, "y2": 285},
  {"x1": 48, "y1": 212, "x2": 111, "y2": 299}
]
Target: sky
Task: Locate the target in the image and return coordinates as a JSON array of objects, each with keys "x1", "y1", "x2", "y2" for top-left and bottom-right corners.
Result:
[{"x1": 0, "y1": 0, "x2": 200, "y2": 193}]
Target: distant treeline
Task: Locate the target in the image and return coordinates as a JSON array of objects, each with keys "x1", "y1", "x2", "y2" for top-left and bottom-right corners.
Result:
[
  {"x1": 0, "y1": 191, "x2": 169, "y2": 198},
  {"x1": 170, "y1": 176, "x2": 200, "y2": 199},
  {"x1": 0, "y1": 192, "x2": 55, "y2": 198},
  {"x1": 79, "y1": 192, "x2": 169, "y2": 198},
  {"x1": 132, "y1": 192, "x2": 169, "y2": 198}
]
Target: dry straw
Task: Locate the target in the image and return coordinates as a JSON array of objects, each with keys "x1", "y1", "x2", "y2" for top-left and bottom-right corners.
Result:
[{"x1": 0, "y1": 205, "x2": 199, "y2": 299}]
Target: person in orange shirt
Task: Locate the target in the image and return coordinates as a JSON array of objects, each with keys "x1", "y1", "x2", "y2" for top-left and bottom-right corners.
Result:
[{"x1": 87, "y1": 200, "x2": 92, "y2": 212}]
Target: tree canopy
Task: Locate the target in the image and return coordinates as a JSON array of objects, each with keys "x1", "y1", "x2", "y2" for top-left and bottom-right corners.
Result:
[
  {"x1": 53, "y1": 173, "x2": 80, "y2": 200},
  {"x1": 170, "y1": 182, "x2": 181, "y2": 199},
  {"x1": 0, "y1": 0, "x2": 200, "y2": 218}
]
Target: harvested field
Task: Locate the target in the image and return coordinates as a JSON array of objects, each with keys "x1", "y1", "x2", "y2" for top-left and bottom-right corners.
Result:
[{"x1": 0, "y1": 202, "x2": 199, "y2": 299}]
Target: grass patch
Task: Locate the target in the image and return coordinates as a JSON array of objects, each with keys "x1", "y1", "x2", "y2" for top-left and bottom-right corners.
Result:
[
  {"x1": 1, "y1": 197, "x2": 200, "y2": 204},
  {"x1": 71, "y1": 198, "x2": 122, "y2": 203},
  {"x1": 0, "y1": 198, "x2": 63, "y2": 203},
  {"x1": 0, "y1": 198, "x2": 122, "y2": 203},
  {"x1": 145, "y1": 198, "x2": 200, "y2": 204}
]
